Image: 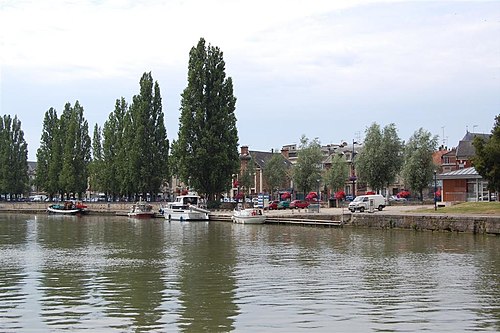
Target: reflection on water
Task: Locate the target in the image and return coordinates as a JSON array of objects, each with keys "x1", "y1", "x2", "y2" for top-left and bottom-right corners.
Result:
[{"x1": 0, "y1": 214, "x2": 498, "y2": 332}]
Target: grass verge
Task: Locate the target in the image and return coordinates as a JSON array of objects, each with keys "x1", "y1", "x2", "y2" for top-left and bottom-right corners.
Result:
[{"x1": 413, "y1": 202, "x2": 500, "y2": 215}]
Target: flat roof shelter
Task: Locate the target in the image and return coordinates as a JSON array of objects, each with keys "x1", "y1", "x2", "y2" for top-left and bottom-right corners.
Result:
[{"x1": 437, "y1": 167, "x2": 491, "y2": 202}]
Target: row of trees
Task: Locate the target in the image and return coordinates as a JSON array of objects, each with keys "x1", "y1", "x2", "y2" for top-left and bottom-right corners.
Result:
[
  {"x1": 34, "y1": 38, "x2": 237, "y2": 202},
  {"x1": 90, "y1": 72, "x2": 169, "y2": 200},
  {"x1": 36, "y1": 102, "x2": 91, "y2": 199},
  {"x1": 266, "y1": 124, "x2": 438, "y2": 201}
]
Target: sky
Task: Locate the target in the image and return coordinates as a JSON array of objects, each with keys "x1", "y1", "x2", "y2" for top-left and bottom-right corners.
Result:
[{"x1": 1, "y1": 0, "x2": 499, "y2": 160}]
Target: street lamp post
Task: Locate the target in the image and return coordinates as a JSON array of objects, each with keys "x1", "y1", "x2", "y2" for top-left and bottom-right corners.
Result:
[
  {"x1": 351, "y1": 139, "x2": 358, "y2": 198},
  {"x1": 434, "y1": 170, "x2": 437, "y2": 211},
  {"x1": 317, "y1": 178, "x2": 321, "y2": 213}
]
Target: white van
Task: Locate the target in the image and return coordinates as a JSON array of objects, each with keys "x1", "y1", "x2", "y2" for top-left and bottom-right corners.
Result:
[{"x1": 348, "y1": 194, "x2": 387, "y2": 212}]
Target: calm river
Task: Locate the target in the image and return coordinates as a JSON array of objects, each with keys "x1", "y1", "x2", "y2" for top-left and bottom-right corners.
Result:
[{"x1": 0, "y1": 213, "x2": 498, "y2": 332}]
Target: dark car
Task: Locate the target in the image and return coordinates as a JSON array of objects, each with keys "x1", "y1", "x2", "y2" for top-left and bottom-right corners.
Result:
[
  {"x1": 289, "y1": 200, "x2": 309, "y2": 209},
  {"x1": 277, "y1": 200, "x2": 290, "y2": 209},
  {"x1": 268, "y1": 200, "x2": 279, "y2": 210}
]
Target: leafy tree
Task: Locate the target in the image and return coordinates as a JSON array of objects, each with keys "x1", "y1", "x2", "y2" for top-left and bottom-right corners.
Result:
[
  {"x1": 473, "y1": 114, "x2": 500, "y2": 192},
  {"x1": 324, "y1": 153, "x2": 348, "y2": 196},
  {"x1": 36, "y1": 108, "x2": 62, "y2": 198},
  {"x1": 357, "y1": 123, "x2": 404, "y2": 193},
  {"x1": 0, "y1": 115, "x2": 28, "y2": 198},
  {"x1": 176, "y1": 38, "x2": 239, "y2": 200},
  {"x1": 381, "y1": 123, "x2": 404, "y2": 190},
  {"x1": 90, "y1": 124, "x2": 104, "y2": 194},
  {"x1": 126, "y1": 72, "x2": 169, "y2": 201},
  {"x1": 10, "y1": 116, "x2": 29, "y2": 196},
  {"x1": 402, "y1": 128, "x2": 438, "y2": 200},
  {"x1": 263, "y1": 153, "x2": 288, "y2": 199},
  {"x1": 292, "y1": 135, "x2": 323, "y2": 197},
  {"x1": 102, "y1": 97, "x2": 128, "y2": 199},
  {"x1": 357, "y1": 123, "x2": 384, "y2": 192},
  {"x1": 59, "y1": 101, "x2": 91, "y2": 199}
]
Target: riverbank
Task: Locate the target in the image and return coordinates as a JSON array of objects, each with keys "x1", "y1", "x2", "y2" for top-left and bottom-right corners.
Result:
[{"x1": 1, "y1": 202, "x2": 499, "y2": 234}]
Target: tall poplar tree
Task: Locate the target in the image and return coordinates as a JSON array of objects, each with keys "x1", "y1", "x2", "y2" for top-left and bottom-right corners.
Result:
[
  {"x1": 36, "y1": 108, "x2": 62, "y2": 198},
  {"x1": 176, "y1": 38, "x2": 239, "y2": 200},
  {"x1": 126, "y1": 72, "x2": 169, "y2": 200},
  {"x1": 59, "y1": 101, "x2": 91, "y2": 199},
  {"x1": 90, "y1": 124, "x2": 104, "y2": 194},
  {"x1": 102, "y1": 97, "x2": 128, "y2": 198},
  {"x1": 0, "y1": 115, "x2": 28, "y2": 198}
]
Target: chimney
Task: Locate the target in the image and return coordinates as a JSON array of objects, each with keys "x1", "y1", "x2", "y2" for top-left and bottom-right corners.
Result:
[
  {"x1": 240, "y1": 145, "x2": 249, "y2": 156},
  {"x1": 281, "y1": 148, "x2": 289, "y2": 159}
]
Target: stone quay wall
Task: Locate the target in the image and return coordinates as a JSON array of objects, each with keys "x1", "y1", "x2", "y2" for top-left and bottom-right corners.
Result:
[{"x1": 347, "y1": 213, "x2": 500, "y2": 235}]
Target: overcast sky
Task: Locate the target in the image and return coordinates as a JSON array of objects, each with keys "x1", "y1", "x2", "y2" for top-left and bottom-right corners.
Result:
[{"x1": 1, "y1": 0, "x2": 499, "y2": 160}]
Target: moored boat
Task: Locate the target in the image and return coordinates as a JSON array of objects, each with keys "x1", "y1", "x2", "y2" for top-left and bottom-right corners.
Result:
[
  {"x1": 161, "y1": 192, "x2": 210, "y2": 221},
  {"x1": 232, "y1": 206, "x2": 266, "y2": 224},
  {"x1": 47, "y1": 201, "x2": 88, "y2": 215},
  {"x1": 127, "y1": 202, "x2": 155, "y2": 218}
]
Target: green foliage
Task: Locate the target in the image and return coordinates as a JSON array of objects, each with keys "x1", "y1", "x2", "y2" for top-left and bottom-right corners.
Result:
[
  {"x1": 89, "y1": 124, "x2": 104, "y2": 193},
  {"x1": 357, "y1": 123, "x2": 404, "y2": 193},
  {"x1": 324, "y1": 153, "x2": 348, "y2": 194},
  {"x1": 402, "y1": 128, "x2": 438, "y2": 200},
  {"x1": 125, "y1": 72, "x2": 169, "y2": 200},
  {"x1": 36, "y1": 103, "x2": 91, "y2": 199},
  {"x1": 473, "y1": 114, "x2": 500, "y2": 192},
  {"x1": 293, "y1": 135, "x2": 323, "y2": 196},
  {"x1": 0, "y1": 115, "x2": 28, "y2": 197},
  {"x1": 100, "y1": 73, "x2": 169, "y2": 201},
  {"x1": 263, "y1": 153, "x2": 288, "y2": 196},
  {"x1": 102, "y1": 97, "x2": 128, "y2": 198},
  {"x1": 176, "y1": 38, "x2": 239, "y2": 200}
]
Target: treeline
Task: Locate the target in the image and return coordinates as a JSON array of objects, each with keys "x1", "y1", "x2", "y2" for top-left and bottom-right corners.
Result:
[
  {"x1": 0, "y1": 115, "x2": 29, "y2": 199},
  {"x1": 36, "y1": 72, "x2": 169, "y2": 201},
  {"x1": 32, "y1": 37, "x2": 237, "y2": 202}
]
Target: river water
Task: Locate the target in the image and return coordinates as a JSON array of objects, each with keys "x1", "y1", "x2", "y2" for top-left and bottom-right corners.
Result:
[{"x1": 0, "y1": 213, "x2": 498, "y2": 332}]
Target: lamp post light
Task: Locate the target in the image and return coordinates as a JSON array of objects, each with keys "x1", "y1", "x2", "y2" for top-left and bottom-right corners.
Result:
[
  {"x1": 317, "y1": 178, "x2": 321, "y2": 213},
  {"x1": 351, "y1": 139, "x2": 358, "y2": 198},
  {"x1": 434, "y1": 170, "x2": 437, "y2": 211}
]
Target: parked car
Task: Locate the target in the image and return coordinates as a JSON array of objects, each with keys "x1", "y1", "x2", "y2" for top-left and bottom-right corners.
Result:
[
  {"x1": 277, "y1": 200, "x2": 290, "y2": 209},
  {"x1": 289, "y1": 200, "x2": 309, "y2": 209},
  {"x1": 389, "y1": 195, "x2": 407, "y2": 202},
  {"x1": 268, "y1": 200, "x2": 279, "y2": 210}
]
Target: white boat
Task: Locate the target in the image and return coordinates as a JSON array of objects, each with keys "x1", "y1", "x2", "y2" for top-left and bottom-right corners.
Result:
[
  {"x1": 162, "y1": 192, "x2": 210, "y2": 221},
  {"x1": 47, "y1": 201, "x2": 87, "y2": 215},
  {"x1": 127, "y1": 202, "x2": 155, "y2": 218},
  {"x1": 232, "y1": 206, "x2": 266, "y2": 224}
]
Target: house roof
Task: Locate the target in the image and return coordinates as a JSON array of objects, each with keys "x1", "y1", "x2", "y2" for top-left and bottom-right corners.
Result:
[
  {"x1": 456, "y1": 132, "x2": 490, "y2": 160},
  {"x1": 437, "y1": 167, "x2": 482, "y2": 180},
  {"x1": 250, "y1": 151, "x2": 292, "y2": 169}
]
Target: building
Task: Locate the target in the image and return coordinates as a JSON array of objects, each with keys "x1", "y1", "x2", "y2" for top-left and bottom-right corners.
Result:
[
  {"x1": 233, "y1": 146, "x2": 293, "y2": 199},
  {"x1": 437, "y1": 131, "x2": 494, "y2": 202}
]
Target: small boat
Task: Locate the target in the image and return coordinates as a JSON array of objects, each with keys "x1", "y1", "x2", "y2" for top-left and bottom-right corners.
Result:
[
  {"x1": 128, "y1": 202, "x2": 155, "y2": 218},
  {"x1": 161, "y1": 192, "x2": 210, "y2": 221},
  {"x1": 232, "y1": 206, "x2": 266, "y2": 224},
  {"x1": 47, "y1": 201, "x2": 87, "y2": 215}
]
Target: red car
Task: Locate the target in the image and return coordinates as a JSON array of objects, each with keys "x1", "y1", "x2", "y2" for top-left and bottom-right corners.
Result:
[
  {"x1": 268, "y1": 200, "x2": 279, "y2": 210},
  {"x1": 290, "y1": 200, "x2": 309, "y2": 209}
]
